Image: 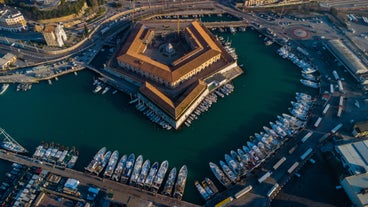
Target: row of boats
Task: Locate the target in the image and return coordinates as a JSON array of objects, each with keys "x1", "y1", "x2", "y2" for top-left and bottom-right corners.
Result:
[
  {"x1": 85, "y1": 147, "x2": 188, "y2": 200},
  {"x1": 277, "y1": 46, "x2": 321, "y2": 89},
  {"x1": 185, "y1": 84, "x2": 234, "y2": 127},
  {"x1": 194, "y1": 178, "x2": 219, "y2": 201},
  {"x1": 135, "y1": 102, "x2": 172, "y2": 130},
  {"x1": 32, "y1": 143, "x2": 79, "y2": 169},
  {"x1": 221, "y1": 39, "x2": 238, "y2": 60},
  {"x1": 92, "y1": 79, "x2": 118, "y2": 95},
  {"x1": 16, "y1": 83, "x2": 32, "y2": 92},
  {"x1": 206, "y1": 92, "x2": 314, "y2": 191}
]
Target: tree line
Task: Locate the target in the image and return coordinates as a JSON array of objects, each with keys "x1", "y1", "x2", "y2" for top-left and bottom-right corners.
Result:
[{"x1": 4, "y1": 0, "x2": 105, "y2": 20}]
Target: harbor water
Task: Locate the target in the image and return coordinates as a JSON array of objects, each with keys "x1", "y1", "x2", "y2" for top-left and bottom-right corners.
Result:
[{"x1": 0, "y1": 30, "x2": 303, "y2": 204}]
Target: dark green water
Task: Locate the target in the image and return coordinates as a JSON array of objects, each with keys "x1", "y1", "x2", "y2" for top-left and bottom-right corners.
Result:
[{"x1": 0, "y1": 30, "x2": 303, "y2": 205}]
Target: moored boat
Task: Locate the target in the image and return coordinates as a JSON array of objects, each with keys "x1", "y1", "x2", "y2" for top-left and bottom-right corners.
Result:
[
  {"x1": 144, "y1": 161, "x2": 158, "y2": 190},
  {"x1": 85, "y1": 147, "x2": 106, "y2": 173},
  {"x1": 205, "y1": 177, "x2": 219, "y2": 195},
  {"x1": 224, "y1": 154, "x2": 239, "y2": 175},
  {"x1": 152, "y1": 160, "x2": 169, "y2": 192},
  {"x1": 112, "y1": 154, "x2": 127, "y2": 181},
  {"x1": 195, "y1": 180, "x2": 210, "y2": 201},
  {"x1": 201, "y1": 180, "x2": 214, "y2": 197},
  {"x1": 0, "y1": 84, "x2": 9, "y2": 95},
  {"x1": 209, "y1": 162, "x2": 231, "y2": 188},
  {"x1": 173, "y1": 165, "x2": 188, "y2": 200},
  {"x1": 1, "y1": 141, "x2": 27, "y2": 154},
  {"x1": 220, "y1": 160, "x2": 237, "y2": 183},
  {"x1": 137, "y1": 159, "x2": 150, "y2": 187},
  {"x1": 103, "y1": 150, "x2": 119, "y2": 178},
  {"x1": 120, "y1": 153, "x2": 135, "y2": 183},
  {"x1": 300, "y1": 79, "x2": 320, "y2": 88},
  {"x1": 95, "y1": 150, "x2": 111, "y2": 175},
  {"x1": 162, "y1": 167, "x2": 176, "y2": 196},
  {"x1": 129, "y1": 155, "x2": 143, "y2": 185}
]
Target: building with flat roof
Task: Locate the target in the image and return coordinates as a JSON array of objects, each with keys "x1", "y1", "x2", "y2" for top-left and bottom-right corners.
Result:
[
  {"x1": 341, "y1": 173, "x2": 368, "y2": 207},
  {"x1": 336, "y1": 140, "x2": 368, "y2": 175},
  {"x1": 114, "y1": 20, "x2": 241, "y2": 129},
  {"x1": 324, "y1": 39, "x2": 368, "y2": 85}
]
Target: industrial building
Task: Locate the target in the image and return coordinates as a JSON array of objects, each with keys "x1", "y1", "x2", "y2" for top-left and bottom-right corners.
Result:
[
  {"x1": 324, "y1": 39, "x2": 368, "y2": 85},
  {"x1": 336, "y1": 139, "x2": 368, "y2": 175},
  {"x1": 341, "y1": 172, "x2": 368, "y2": 207}
]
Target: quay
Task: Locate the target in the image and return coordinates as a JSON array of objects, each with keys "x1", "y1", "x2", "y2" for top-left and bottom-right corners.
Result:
[{"x1": 0, "y1": 150, "x2": 199, "y2": 207}]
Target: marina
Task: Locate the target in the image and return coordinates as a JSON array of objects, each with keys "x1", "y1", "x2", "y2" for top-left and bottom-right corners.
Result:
[{"x1": 0, "y1": 27, "x2": 303, "y2": 204}]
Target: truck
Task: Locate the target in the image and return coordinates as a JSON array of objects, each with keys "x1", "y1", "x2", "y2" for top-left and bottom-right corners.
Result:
[
  {"x1": 330, "y1": 83, "x2": 334, "y2": 94},
  {"x1": 288, "y1": 144, "x2": 298, "y2": 154},
  {"x1": 313, "y1": 117, "x2": 322, "y2": 128},
  {"x1": 272, "y1": 157, "x2": 286, "y2": 170},
  {"x1": 332, "y1": 70, "x2": 340, "y2": 80},
  {"x1": 301, "y1": 131, "x2": 313, "y2": 143},
  {"x1": 258, "y1": 171, "x2": 272, "y2": 183},
  {"x1": 287, "y1": 162, "x2": 299, "y2": 174},
  {"x1": 337, "y1": 80, "x2": 344, "y2": 92},
  {"x1": 322, "y1": 104, "x2": 330, "y2": 115},
  {"x1": 234, "y1": 185, "x2": 253, "y2": 199},
  {"x1": 215, "y1": 197, "x2": 234, "y2": 207},
  {"x1": 331, "y1": 123, "x2": 343, "y2": 134},
  {"x1": 337, "y1": 96, "x2": 344, "y2": 117},
  {"x1": 319, "y1": 133, "x2": 331, "y2": 143},
  {"x1": 300, "y1": 148, "x2": 313, "y2": 160}
]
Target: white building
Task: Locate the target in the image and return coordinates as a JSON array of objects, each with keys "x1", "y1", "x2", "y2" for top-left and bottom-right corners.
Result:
[
  {"x1": 0, "y1": 7, "x2": 27, "y2": 32},
  {"x1": 43, "y1": 23, "x2": 67, "y2": 47}
]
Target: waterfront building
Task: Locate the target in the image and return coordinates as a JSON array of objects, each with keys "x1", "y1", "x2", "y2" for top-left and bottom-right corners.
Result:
[
  {"x1": 0, "y1": 53, "x2": 16, "y2": 70},
  {"x1": 335, "y1": 140, "x2": 368, "y2": 175},
  {"x1": 324, "y1": 39, "x2": 368, "y2": 86},
  {"x1": 341, "y1": 172, "x2": 368, "y2": 207},
  {"x1": 113, "y1": 20, "x2": 242, "y2": 129},
  {"x1": 42, "y1": 23, "x2": 67, "y2": 47},
  {"x1": 352, "y1": 121, "x2": 368, "y2": 137},
  {"x1": 0, "y1": 6, "x2": 27, "y2": 32}
]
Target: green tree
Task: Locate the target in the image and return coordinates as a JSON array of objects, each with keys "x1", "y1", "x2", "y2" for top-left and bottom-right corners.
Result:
[{"x1": 84, "y1": 24, "x2": 89, "y2": 36}]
